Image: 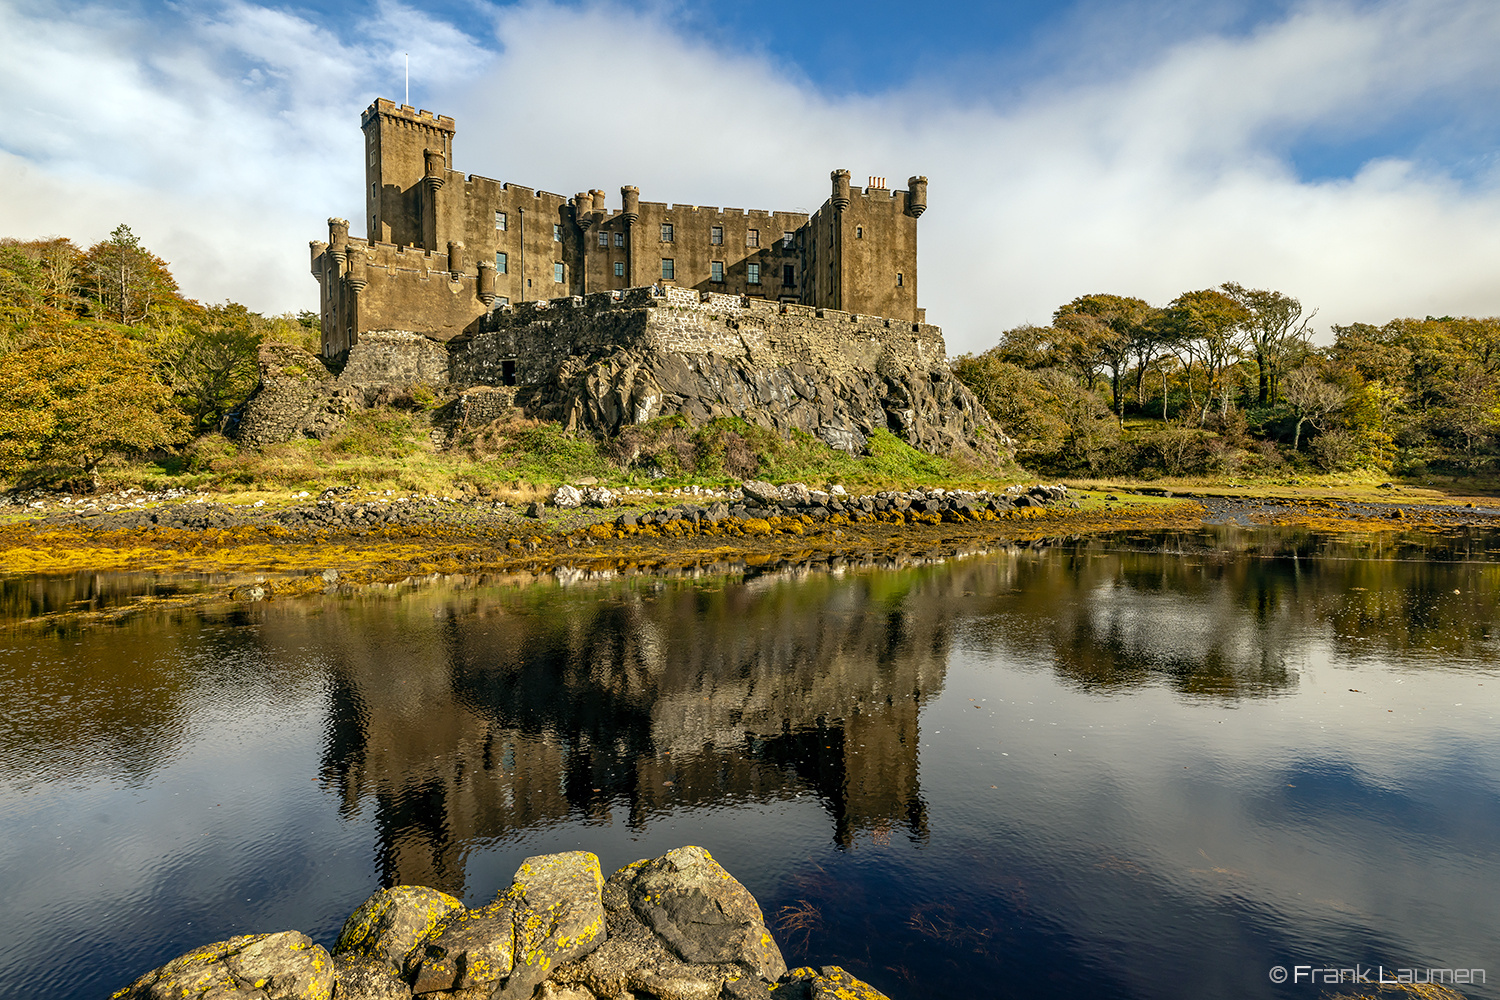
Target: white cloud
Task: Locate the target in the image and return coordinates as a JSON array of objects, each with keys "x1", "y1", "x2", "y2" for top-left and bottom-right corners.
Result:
[{"x1": 2, "y1": 0, "x2": 1500, "y2": 350}]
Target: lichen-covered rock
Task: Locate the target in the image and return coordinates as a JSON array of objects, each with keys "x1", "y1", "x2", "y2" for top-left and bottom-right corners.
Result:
[
  {"x1": 775, "y1": 965, "x2": 892, "y2": 1000},
  {"x1": 495, "y1": 850, "x2": 607, "y2": 999},
  {"x1": 551, "y1": 846, "x2": 784, "y2": 1000},
  {"x1": 776, "y1": 483, "x2": 811, "y2": 506},
  {"x1": 333, "y1": 885, "x2": 464, "y2": 975},
  {"x1": 409, "y1": 900, "x2": 515, "y2": 994},
  {"x1": 332, "y1": 956, "x2": 412, "y2": 1000},
  {"x1": 112, "y1": 930, "x2": 334, "y2": 1000},
  {"x1": 627, "y1": 846, "x2": 784, "y2": 977}
]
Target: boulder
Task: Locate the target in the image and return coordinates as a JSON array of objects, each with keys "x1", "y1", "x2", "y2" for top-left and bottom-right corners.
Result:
[
  {"x1": 334, "y1": 885, "x2": 464, "y2": 975},
  {"x1": 496, "y1": 850, "x2": 607, "y2": 999},
  {"x1": 739, "y1": 481, "x2": 780, "y2": 506},
  {"x1": 551, "y1": 846, "x2": 784, "y2": 1000},
  {"x1": 775, "y1": 965, "x2": 893, "y2": 1000},
  {"x1": 581, "y1": 486, "x2": 618, "y2": 508},
  {"x1": 552, "y1": 485, "x2": 583, "y2": 509},
  {"x1": 332, "y1": 956, "x2": 412, "y2": 1000},
  {"x1": 409, "y1": 900, "x2": 516, "y2": 994},
  {"x1": 112, "y1": 930, "x2": 335, "y2": 1000},
  {"x1": 776, "y1": 483, "x2": 811, "y2": 506}
]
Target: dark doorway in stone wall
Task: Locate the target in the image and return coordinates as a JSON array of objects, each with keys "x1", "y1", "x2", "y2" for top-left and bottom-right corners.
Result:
[{"x1": 502, "y1": 359, "x2": 517, "y2": 386}]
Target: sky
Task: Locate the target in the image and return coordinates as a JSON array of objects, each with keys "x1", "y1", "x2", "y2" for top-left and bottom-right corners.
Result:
[{"x1": 3, "y1": 0, "x2": 1500, "y2": 352}]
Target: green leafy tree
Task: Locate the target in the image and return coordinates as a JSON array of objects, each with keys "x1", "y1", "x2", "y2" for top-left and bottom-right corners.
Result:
[
  {"x1": 1221, "y1": 282, "x2": 1314, "y2": 407},
  {"x1": 1054, "y1": 293, "x2": 1157, "y2": 421},
  {"x1": 81, "y1": 224, "x2": 181, "y2": 327},
  {"x1": 1161, "y1": 289, "x2": 1250, "y2": 425}
]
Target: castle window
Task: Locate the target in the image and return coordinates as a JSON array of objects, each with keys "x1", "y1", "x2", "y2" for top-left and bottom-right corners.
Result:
[
  {"x1": 782, "y1": 231, "x2": 794, "y2": 248},
  {"x1": 782, "y1": 264, "x2": 795, "y2": 286},
  {"x1": 498, "y1": 296, "x2": 510, "y2": 306},
  {"x1": 710, "y1": 261, "x2": 724, "y2": 283},
  {"x1": 746, "y1": 229, "x2": 759, "y2": 248},
  {"x1": 614, "y1": 232, "x2": 624, "y2": 247},
  {"x1": 614, "y1": 261, "x2": 625, "y2": 277},
  {"x1": 661, "y1": 258, "x2": 675, "y2": 281},
  {"x1": 553, "y1": 224, "x2": 562, "y2": 242},
  {"x1": 856, "y1": 226, "x2": 863, "y2": 239},
  {"x1": 495, "y1": 211, "x2": 507, "y2": 230},
  {"x1": 711, "y1": 226, "x2": 723, "y2": 245},
  {"x1": 598, "y1": 231, "x2": 607, "y2": 247},
  {"x1": 661, "y1": 223, "x2": 674, "y2": 243},
  {"x1": 553, "y1": 262, "x2": 564, "y2": 282},
  {"x1": 896, "y1": 272, "x2": 904, "y2": 286},
  {"x1": 496, "y1": 252, "x2": 507, "y2": 273},
  {"x1": 747, "y1": 262, "x2": 761, "y2": 284}
]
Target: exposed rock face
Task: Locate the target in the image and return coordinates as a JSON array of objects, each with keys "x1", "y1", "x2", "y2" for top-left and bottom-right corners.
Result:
[
  {"x1": 233, "y1": 289, "x2": 1010, "y2": 464},
  {"x1": 111, "y1": 930, "x2": 334, "y2": 1000},
  {"x1": 114, "y1": 848, "x2": 888, "y2": 1000}
]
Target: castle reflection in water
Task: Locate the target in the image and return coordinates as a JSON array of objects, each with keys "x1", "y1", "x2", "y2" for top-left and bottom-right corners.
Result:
[{"x1": 308, "y1": 569, "x2": 946, "y2": 893}]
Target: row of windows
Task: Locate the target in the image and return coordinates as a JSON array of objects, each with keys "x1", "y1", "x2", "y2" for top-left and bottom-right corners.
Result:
[
  {"x1": 663, "y1": 225, "x2": 796, "y2": 248},
  {"x1": 488, "y1": 211, "x2": 799, "y2": 252},
  {"x1": 489, "y1": 256, "x2": 810, "y2": 286}
]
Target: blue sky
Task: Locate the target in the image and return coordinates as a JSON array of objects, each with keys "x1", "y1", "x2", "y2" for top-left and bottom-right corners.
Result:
[{"x1": 3, "y1": 0, "x2": 1500, "y2": 350}]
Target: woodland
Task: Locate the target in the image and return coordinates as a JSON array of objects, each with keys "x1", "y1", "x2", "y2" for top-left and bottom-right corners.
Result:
[{"x1": 2, "y1": 227, "x2": 1498, "y2": 490}]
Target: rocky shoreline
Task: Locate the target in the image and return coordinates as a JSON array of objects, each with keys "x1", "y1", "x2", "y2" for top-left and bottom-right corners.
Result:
[{"x1": 114, "y1": 846, "x2": 889, "y2": 1000}]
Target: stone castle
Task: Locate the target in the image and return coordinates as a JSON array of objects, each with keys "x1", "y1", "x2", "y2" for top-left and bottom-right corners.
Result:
[
  {"x1": 239, "y1": 99, "x2": 1004, "y2": 460},
  {"x1": 311, "y1": 98, "x2": 927, "y2": 353}
]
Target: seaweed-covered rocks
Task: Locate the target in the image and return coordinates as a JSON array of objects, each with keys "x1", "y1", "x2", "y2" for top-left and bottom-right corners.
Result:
[{"x1": 113, "y1": 847, "x2": 891, "y2": 1000}]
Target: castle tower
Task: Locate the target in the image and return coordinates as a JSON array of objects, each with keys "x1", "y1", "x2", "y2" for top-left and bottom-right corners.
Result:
[{"x1": 361, "y1": 99, "x2": 456, "y2": 249}]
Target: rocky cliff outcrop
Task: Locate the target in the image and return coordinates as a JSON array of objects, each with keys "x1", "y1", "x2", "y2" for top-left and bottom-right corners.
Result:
[
  {"x1": 112, "y1": 847, "x2": 893, "y2": 1000},
  {"x1": 231, "y1": 287, "x2": 1010, "y2": 464}
]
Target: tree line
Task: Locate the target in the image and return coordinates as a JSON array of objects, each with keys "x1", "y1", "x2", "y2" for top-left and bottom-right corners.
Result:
[
  {"x1": 952, "y1": 286, "x2": 1500, "y2": 478},
  {"x1": 0, "y1": 226, "x2": 313, "y2": 484}
]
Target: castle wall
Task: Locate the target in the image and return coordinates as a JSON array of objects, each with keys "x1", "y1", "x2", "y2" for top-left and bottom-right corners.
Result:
[{"x1": 318, "y1": 99, "x2": 930, "y2": 357}]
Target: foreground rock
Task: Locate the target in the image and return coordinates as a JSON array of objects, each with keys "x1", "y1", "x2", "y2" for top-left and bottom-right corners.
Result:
[
  {"x1": 112, "y1": 930, "x2": 334, "y2": 1000},
  {"x1": 115, "y1": 847, "x2": 892, "y2": 1000}
]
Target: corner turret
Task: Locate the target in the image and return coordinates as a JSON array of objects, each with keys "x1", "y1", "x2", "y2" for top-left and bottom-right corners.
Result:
[
  {"x1": 831, "y1": 169, "x2": 851, "y2": 212},
  {"x1": 906, "y1": 176, "x2": 927, "y2": 218}
]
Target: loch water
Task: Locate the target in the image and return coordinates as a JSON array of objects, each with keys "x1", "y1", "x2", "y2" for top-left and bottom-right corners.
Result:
[{"x1": 1, "y1": 528, "x2": 1497, "y2": 1000}]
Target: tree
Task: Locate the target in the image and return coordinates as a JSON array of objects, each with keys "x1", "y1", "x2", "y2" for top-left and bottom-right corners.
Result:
[
  {"x1": 0, "y1": 325, "x2": 187, "y2": 482},
  {"x1": 81, "y1": 224, "x2": 181, "y2": 327},
  {"x1": 1221, "y1": 282, "x2": 1314, "y2": 407},
  {"x1": 150, "y1": 302, "x2": 263, "y2": 433},
  {"x1": 1054, "y1": 293, "x2": 1157, "y2": 421},
  {"x1": 1161, "y1": 289, "x2": 1250, "y2": 426},
  {"x1": 1281, "y1": 366, "x2": 1346, "y2": 452}
]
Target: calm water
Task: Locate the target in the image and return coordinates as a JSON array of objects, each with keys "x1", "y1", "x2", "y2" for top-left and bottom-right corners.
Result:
[{"x1": 2, "y1": 529, "x2": 1498, "y2": 1000}]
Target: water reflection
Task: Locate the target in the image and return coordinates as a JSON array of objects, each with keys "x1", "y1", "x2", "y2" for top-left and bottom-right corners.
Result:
[
  {"x1": 308, "y1": 571, "x2": 945, "y2": 892},
  {"x1": 2, "y1": 528, "x2": 1498, "y2": 1000}
]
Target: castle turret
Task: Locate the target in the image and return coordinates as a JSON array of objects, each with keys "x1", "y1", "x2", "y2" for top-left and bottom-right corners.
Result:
[
  {"x1": 328, "y1": 218, "x2": 350, "y2": 265},
  {"x1": 476, "y1": 261, "x2": 496, "y2": 306},
  {"x1": 447, "y1": 241, "x2": 465, "y2": 278},
  {"x1": 590, "y1": 189, "x2": 607, "y2": 213},
  {"x1": 309, "y1": 240, "x2": 329, "y2": 276},
  {"x1": 572, "y1": 192, "x2": 593, "y2": 229},
  {"x1": 346, "y1": 248, "x2": 368, "y2": 293},
  {"x1": 831, "y1": 169, "x2": 851, "y2": 212},
  {"x1": 907, "y1": 176, "x2": 927, "y2": 218},
  {"x1": 424, "y1": 149, "x2": 446, "y2": 194},
  {"x1": 621, "y1": 185, "x2": 639, "y2": 224}
]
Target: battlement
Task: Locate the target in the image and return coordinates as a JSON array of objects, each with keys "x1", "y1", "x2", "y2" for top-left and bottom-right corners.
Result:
[{"x1": 361, "y1": 98, "x2": 455, "y2": 132}]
